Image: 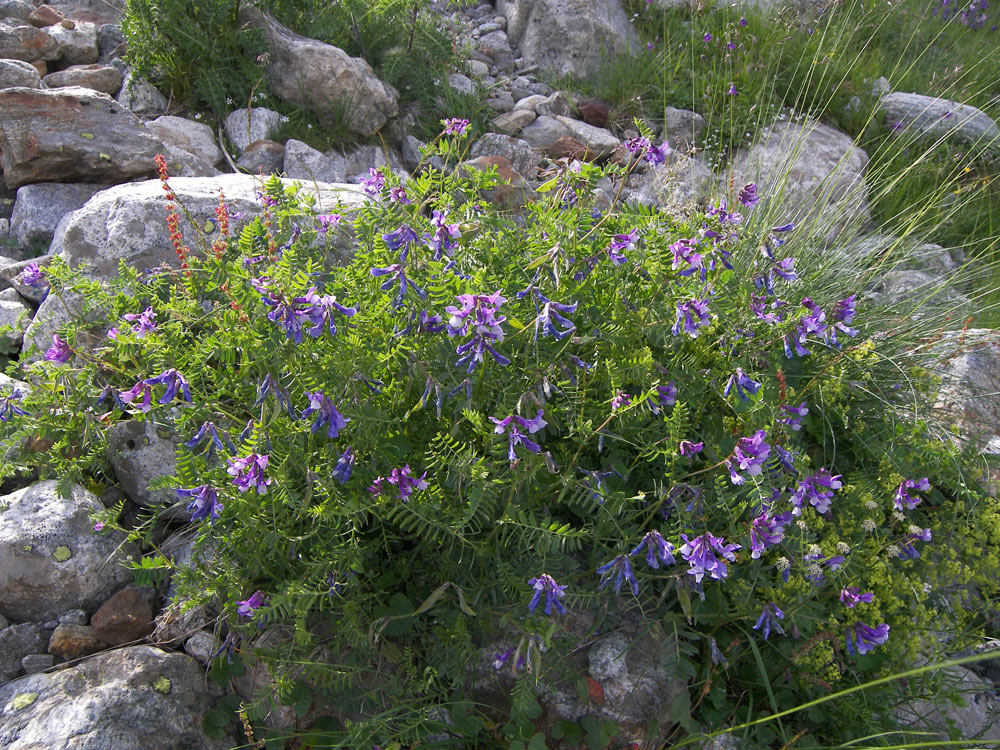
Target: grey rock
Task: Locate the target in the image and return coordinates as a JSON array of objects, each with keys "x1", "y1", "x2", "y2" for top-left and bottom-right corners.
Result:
[
  {"x1": 471, "y1": 132, "x2": 540, "y2": 178},
  {"x1": 0, "y1": 290, "x2": 31, "y2": 349},
  {"x1": 41, "y1": 0, "x2": 124, "y2": 26},
  {"x1": 236, "y1": 138, "x2": 284, "y2": 175},
  {"x1": 0, "y1": 645, "x2": 234, "y2": 749},
  {"x1": 116, "y1": 69, "x2": 166, "y2": 116},
  {"x1": 23, "y1": 175, "x2": 368, "y2": 354},
  {"x1": 145, "y1": 115, "x2": 224, "y2": 169},
  {"x1": 497, "y1": 0, "x2": 638, "y2": 79},
  {"x1": 10, "y1": 182, "x2": 104, "y2": 251},
  {"x1": 881, "y1": 92, "x2": 1000, "y2": 146},
  {"x1": 326, "y1": 143, "x2": 407, "y2": 183},
  {"x1": 0, "y1": 86, "x2": 166, "y2": 189},
  {"x1": 96, "y1": 22, "x2": 123, "y2": 62},
  {"x1": 477, "y1": 29, "x2": 515, "y2": 72},
  {"x1": 58, "y1": 608, "x2": 87, "y2": 625},
  {"x1": 870, "y1": 76, "x2": 890, "y2": 97},
  {"x1": 284, "y1": 138, "x2": 344, "y2": 183},
  {"x1": 20, "y1": 654, "x2": 54, "y2": 674},
  {"x1": 0, "y1": 58, "x2": 41, "y2": 88},
  {"x1": 514, "y1": 91, "x2": 572, "y2": 117},
  {"x1": 43, "y1": 62, "x2": 120, "y2": 94},
  {"x1": 511, "y1": 86, "x2": 533, "y2": 101},
  {"x1": 41, "y1": 620, "x2": 58, "y2": 630},
  {"x1": 0, "y1": 624, "x2": 45, "y2": 681},
  {"x1": 867, "y1": 268, "x2": 970, "y2": 314},
  {"x1": 0, "y1": 481, "x2": 137, "y2": 622},
  {"x1": 401, "y1": 135, "x2": 444, "y2": 174},
  {"x1": 936, "y1": 329, "x2": 1000, "y2": 446},
  {"x1": 491, "y1": 108, "x2": 535, "y2": 135},
  {"x1": 467, "y1": 59, "x2": 490, "y2": 77},
  {"x1": 626, "y1": 154, "x2": 714, "y2": 207},
  {"x1": 0, "y1": 614, "x2": 7, "y2": 629},
  {"x1": 447, "y1": 72, "x2": 473, "y2": 96},
  {"x1": 663, "y1": 106, "x2": 705, "y2": 151},
  {"x1": 0, "y1": 1, "x2": 34, "y2": 22},
  {"x1": 224, "y1": 106, "x2": 282, "y2": 153},
  {"x1": 240, "y1": 6, "x2": 398, "y2": 136},
  {"x1": 46, "y1": 19, "x2": 98, "y2": 64},
  {"x1": 896, "y1": 665, "x2": 1000, "y2": 741},
  {"x1": 183, "y1": 630, "x2": 220, "y2": 664},
  {"x1": 486, "y1": 90, "x2": 515, "y2": 112},
  {"x1": 726, "y1": 117, "x2": 871, "y2": 244},
  {"x1": 5, "y1": 254, "x2": 52, "y2": 302},
  {"x1": 0, "y1": 21, "x2": 58, "y2": 62},
  {"x1": 157, "y1": 143, "x2": 223, "y2": 178},
  {"x1": 520, "y1": 115, "x2": 620, "y2": 158},
  {"x1": 106, "y1": 420, "x2": 186, "y2": 520}
]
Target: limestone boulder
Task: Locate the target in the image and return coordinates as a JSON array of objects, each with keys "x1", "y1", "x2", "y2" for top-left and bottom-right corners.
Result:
[
  {"x1": 106, "y1": 419, "x2": 185, "y2": 521},
  {"x1": 0, "y1": 86, "x2": 166, "y2": 188},
  {"x1": 935, "y1": 329, "x2": 1000, "y2": 446},
  {"x1": 240, "y1": 6, "x2": 397, "y2": 135},
  {"x1": 496, "y1": 0, "x2": 638, "y2": 79},
  {"x1": 144, "y1": 115, "x2": 224, "y2": 170},
  {"x1": 0, "y1": 623, "x2": 45, "y2": 682},
  {"x1": 0, "y1": 57, "x2": 41, "y2": 88},
  {"x1": 46, "y1": 19, "x2": 98, "y2": 64},
  {"x1": 0, "y1": 20, "x2": 58, "y2": 62},
  {"x1": 10, "y1": 182, "x2": 104, "y2": 251},
  {"x1": 881, "y1": 92, "x2": 1000, "y2": 146},
  {"x1": 43, "y1": 62, "x2": 121, "y2": 94},
  {"x1": 0, "y1": 645, "x2": 234, "y2": 749},
  {"x1": 224, "y1": 106, "x2": 283, "y2": 153},
  {"x1": 0, "y1": 480, "x2": 137, "y2": 622},
  {"x1": 520, "y1": 115, "x2": 620, "y2": 159},
  {"x1": 726, "y1": 117, "x2": 871, "y2": 244},
  {"x1": 471, "y1": 132, "x2": 540, "y2": 179}
]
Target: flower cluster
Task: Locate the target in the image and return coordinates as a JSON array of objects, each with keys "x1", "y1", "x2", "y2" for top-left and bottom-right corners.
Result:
[
  {"x1": 491, "y1": 410, "x2": 546, "y2": 460},
  {"x1": 446, "y1": 291, "x2": 510, "y2": 371}
]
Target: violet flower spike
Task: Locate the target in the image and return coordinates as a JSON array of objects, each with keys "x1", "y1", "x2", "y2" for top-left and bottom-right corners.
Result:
[
  {"x1": 647, "y1": 382, "x2": 677, "y2": 415},
  {"x1": 679, "y1": 440, "x2": 704, "y2": 457},
  {"x1": 839, "y1": 587, "x2": 875, "y2": 608},
  {"x1": 752, "y1": 602, "x2": 785, "y2": 640},
  {"x1": 184, "y1": 421, "x2": 235, "y2": 459},
  {"x1": 45, "y1": 334, "x2": 72, "y2": 364},
  {"x1": 332, "y1": 447, "x2": 355, "y2": 484},
  {"x1": 359, "y1": 168, "x2": 386, "y2": 197},
  {"x1": 630, "y1": 530, "x2": 676, "y2": 569},
  {"x1": 122, "y1": 306, "x2": 157, "y2": 337},
  {"x1": 723, "y1": 368, "x2": 762, "y2": 401},
  {"x1": 846, "y1": 622, "x2": 890, "y2": 655},
  {"x1": 672, "y1": 297, "x2": 713, "y2": 338},
  {"x1": 527, "y1": 573, "x2": 567, "y2": 615},
  {"x1": 143, "y1": 368, "x2": 192, "y2": 405},
  {"x1": 596, "y1": 554, "x2": 639, "y2": 596},
  {"x1": 749, "y1": 512, "x2": 785, "y2": 558},
  {"x1": 678, "y1": 532, "x2": 741, "y2": 582},
  {"x1": 491, "y1": 410, "x2": 546, "y2": 460},
  {"x1": 118, "y1": 381, "x2": 155, "y2": 412},
  {"x1": 0, "y1": 389, "x2": 29, "y2": 422},
  {"x1": 227, "y1": 453, "x2": 272, "y2": 494},
  {"x1": 177, "y1": 485, "x2": 223, "y2": 524},
  {"x1": 441, "y1": 117, "x2": 470, "y2": 136},
  {"x1": 737, "y1": 183, "x2": 760, "y2": 207},
  {"x1": 301, "y1": 390, "x2": 350, "y2": 439},
  {"x1": 237, "y1": 590, "x2": 266, "y2": 617},
  {"x1": 894, "y1": 477, "x2": 930, "y2": 510}
]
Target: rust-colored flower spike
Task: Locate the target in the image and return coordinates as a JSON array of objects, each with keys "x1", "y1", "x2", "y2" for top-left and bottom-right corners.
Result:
[
  {"x1": 154, "y1": 155, "x2": 191, "y2": 273},
  {"x1": 212, "y1": 189, "x2": 230, "y2": 258}
]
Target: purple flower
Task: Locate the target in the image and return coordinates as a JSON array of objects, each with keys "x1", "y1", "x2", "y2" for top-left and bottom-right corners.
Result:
[
  {"x1": 118, "y1": 381, "x2": 155, "y2": 412},
  {"x1": 727, "y1": 82, "x2": 738, "y2": 96},
  {"x1": 426, "y1": 210, "x2": 461, "y2": 260},
  {"x1": 45, "y1": 334, "x2": 72, "y2": 364},
  {"x1": 789, "y1": 469, "x2": 843, "y2": 515},
  {"x1": 332, "y1": 447, "x2": 355, "y2": 484},
  {"x1": 237, "y1": 590, "x2": 266, "y2": 617},
  {"x1": 749, "y1": 512, "x2": 786, "y2": 558},
  {"x1": 703, "y1": 32, "x2": 713, "y2": 41},
  {"x1": 679, "y1": 440, "x2": 704, "y2": 457},
  {"x1": 177, "y1": 485, "x2": 223, "y2": 524},
  {"x1": 122, "y1": 306, "x2": 157, "y2": 337},
  {"x1": 0, "y1": 388, "x2": 29, "y2": 422},
  {"x1": 646, "y1": 141, "x2": 671, "y2": 166},
  {"x1": 596, "y1": 554, "x2": 639, "y2": 596},
  {"x1": 18, "y1": 262, "x2": 46, "y2": 288},
  {"x1": 894, "y1": 477, "x2": 930, "y2": 510},
  {"x1": 607, "y1": 229, "x2": 639, "y2": 265},
  {"x1": 831, "y1": 294, "x2": 859, "y2": 342},
  {"x1": 382, "y1": 224, "x2": 421, "y2": 254},
  {"x1": 256, "y1": 191, "x2": 278, "y2": 207},
  {"x1": 840, "y1": 587, "x2": 875, "y2": 608},
  {"x1": 739, "y1": 16, "x2": 747, "y2": 25},
  {"x1": 846, "y1": 622, "x2": 890, "y2": 655},
  {"x1": 527, "y1": 573, "x2": 567, "y2": 615},
  {"x1": 630, "y1": 530, "x2": 676, "y2": 569},
  {"x1": 371, "y1": 261, "x2": 426, "y2": 308},
  {"x1": 442, "y1": 117, "x2": 470, "y2": 136},
  {"x1": 726, "y1": 429, "x2": 771, "y2": 485},
  {"x1": 301, "y1": 391, "x2": 350, "y2": 438},
  {"x1": 446, "y1": 291, "x2": 510, "y2": 372},
  {"x1": 185, "y1": 421, "x2": 235, "y2": 459},
  {"x1": 370, "y1": 465, "x2": 429, "y2": 502},
  {"x1": 611, "y1": 391, "x2": 631, "y2": 411},
  {"x1": 315, "y1": 213, "x2": 342, "y2": 236},
  {"x1": 900, "y1": 527, "x2": 932, "y2": 559},
  {"x1": 388, "y1": 186, "x2": 410, "y2": 204},
  {"x1": 491, "y1": 409, "x2": 546, "y2": 460},
  {"x1": 227, "y1": 453, "x2": 272, "y2": 495},
  {"x1": 396, "y1": 310, "x2": 446, "y2": 337},
  {"x1": 527, "y1": 289, "x2": 577, "y2": 341},
  {"x1": 360, "y1": 168, "x2": 386, "y2": 197},
  {"x1": 751, "y1": 295, "x2": 787, "y2": 324},
  {"x1": 305, "y1": 292, "x2": 357, "y2": 338},
  {"x1": 778, "y1": 401, "x2": 809, "y2": 431},
  {"x1": 672, "y1": 297, "x2": 713, "y2": 337},
  {"x1": 647, "y1": 382, "x2": 677, "y2": 415},
  {"x1": 678, "y1": 532, "x2": 741, "y2": 582},
  {"x1": 143, "y1": 368, "x2": 192, "y2": 405},
  {"x1": 255, "y1": 373, "x2": 296, "y2": 417},
  {"x1": 253, "y1": 279, "x2": 323, "y2": 344},
  {"x1": 752, "y1": 602, "x2": 785, "y2": 639},
  {"x1": 723, "y1": 368, "x2": 762, "y2": 401}
]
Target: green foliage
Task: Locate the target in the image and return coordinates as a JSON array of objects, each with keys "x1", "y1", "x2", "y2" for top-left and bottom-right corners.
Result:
[{"x1": 4, "y1": 125, "x2": 999, "y2": 747}]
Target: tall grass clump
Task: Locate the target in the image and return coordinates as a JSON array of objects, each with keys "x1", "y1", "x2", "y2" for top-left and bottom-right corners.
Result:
[{"x1": 3, "y1": 103, "x2": 999, "y2": 748}]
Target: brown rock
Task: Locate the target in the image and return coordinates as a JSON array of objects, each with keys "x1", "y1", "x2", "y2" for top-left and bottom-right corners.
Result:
[
  {"x1": 0, "y1": 19, "x2": 59, "y2": 62},
  {"x1": 237, "y1": 138, "x2": 285, "y2": 175},
  {"x1": 27, "y1": 4, "x2": 65, "y2": 27},
  {"x1": 30, "y1": 59, "x2": 46, "y2": 76},
  {"x1": 90, "y1": 587, "x2": 155, "y2": 645},
  {"x1": 48, "y1": 623, "x2": 107, "y2": 659},
  {"x1": 546, "y1": 136, "x2": 592, "y2": 161},
  {"x1": 43, "y1": 63, "x2": 121, "y2": 94},
  {"x1": 576, "y1": 97, "x2": 613, "y2": 129},
  {"x1": 460, "y1": 155, "x2": 535, "y2": 211},
  {"x1": 0, "y1": 86, "x2": 165, "y2": 189},
  {"x1": 491, "y1": 109, "x2": 536, "y2": 135},
  {"x1": 59, "y1": 18, "x2": 75, "y2": 29}
]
